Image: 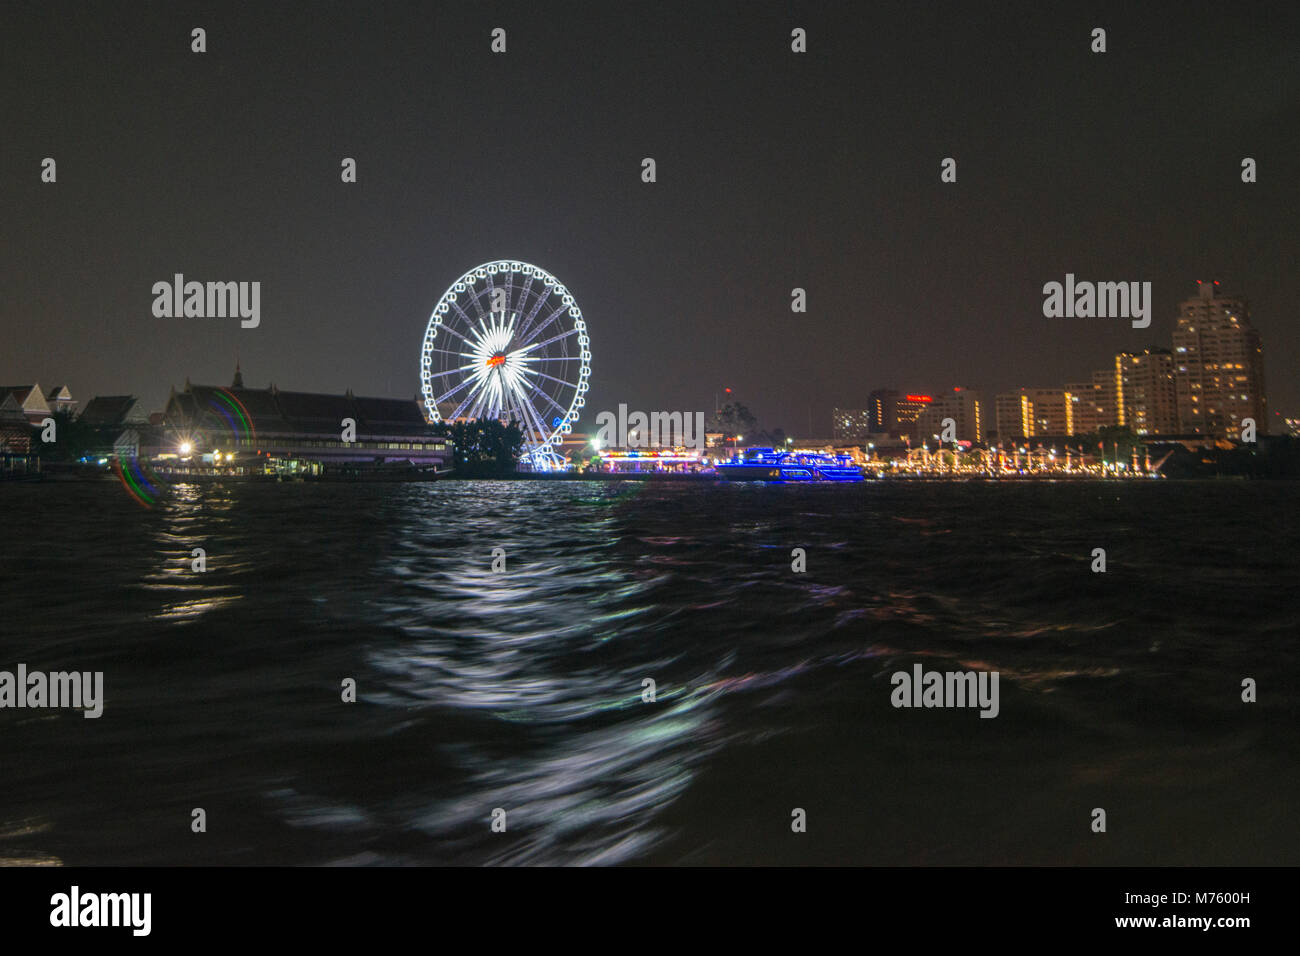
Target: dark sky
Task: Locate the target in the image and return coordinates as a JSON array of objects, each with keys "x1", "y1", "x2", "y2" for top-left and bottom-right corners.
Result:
[{"x1": 4, "y1": 1, "x2": 1298, "y2": 433}]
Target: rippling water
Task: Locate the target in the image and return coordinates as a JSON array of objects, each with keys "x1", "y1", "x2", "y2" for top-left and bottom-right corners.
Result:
[{"x1": 1, "y1": 480, "x2": 1296, "y2": 865}]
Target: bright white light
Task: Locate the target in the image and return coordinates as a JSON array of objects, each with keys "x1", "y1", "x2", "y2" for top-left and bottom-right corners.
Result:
[
  {"x1": 179, "y1": 441, "x2": 193, "y2": 455},
  {"x1": 420, "y1": 260, "x2": 590, "y2": 470}
]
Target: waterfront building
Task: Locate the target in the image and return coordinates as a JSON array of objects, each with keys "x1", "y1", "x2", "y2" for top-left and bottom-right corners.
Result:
[
  {"x1": 1066, "y1": 381, "x2": 1105, "y2": 435},
  {"x1": 1092, "y1": 368, "x2": 1122, "y2": 429},
  {"x1": 915, "y1": 387, "x2": 983, "y2": 444},
  {"x1": 1022, "y1": 388, "x2": 1073, "y2": 436},
  {"x1": 867, "y1": 389, "x2": 933, "y2": 439},
  {"x1": 867, "y1": 389, "x2": 899, "y2": 433},
  {"x1": 0, "y1": 394, "x2": 31, "y2": 453},
  {"x1": 45, "y1": 385, "x2": 78, "y2": 417},
  {"x1": 0, "y1": 384, "x2": 52, "y2": 424},
  {"x1": 832, "y1": 407, "x2": 873, "y2": 440},
  {"x1": 1172, "y1": 280, "x2": 1267, "y2": 437},
  {"x1": 994, "y1": 391, "x2": 1035, "y2": 440},
  {"x1": 1116, "y1": 349, "x2": 1178, "y2": 435},
  {"x1": 159, "y1": 367, "x2": 451, "y2": 475},
  {"x1": 1063, "y1": 371, "x2": 1122, "y2": 436},
  {"x1": 79, "y1": 395, "x2": 139, "y2": 428}
]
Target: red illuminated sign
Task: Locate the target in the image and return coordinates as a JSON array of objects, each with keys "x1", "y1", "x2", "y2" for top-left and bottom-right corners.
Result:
[{"x1": 905, "y1": 394, "x2": 933, "y2": 403}]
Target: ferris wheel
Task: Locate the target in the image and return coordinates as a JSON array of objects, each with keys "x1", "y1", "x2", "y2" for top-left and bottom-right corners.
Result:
[{"x1": 419, "y1": 260, "x2": 591, "y2": 470}]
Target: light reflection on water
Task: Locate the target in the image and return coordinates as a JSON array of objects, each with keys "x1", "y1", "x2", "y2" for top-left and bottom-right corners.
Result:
[{"x1": 0, "y1": 479, "x2": 1296, "y2": 865}]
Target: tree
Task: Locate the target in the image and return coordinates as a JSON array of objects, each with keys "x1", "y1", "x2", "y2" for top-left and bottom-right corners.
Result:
[
  {"x1": 752, "y1": 426, "x2": 788, "y2": 447},
  {"x1": 25, "y1": 411, "x2": 104, "y2": 462},
  {"x1": 707, "y1": 402, "x2": 758, "y2": 443},
  {"x1": 433, "y1": 419, "x2": 526, "y2": 475},
  {"x1": 1092, "y1": 425, "x2": 1143, "y2": 463}
]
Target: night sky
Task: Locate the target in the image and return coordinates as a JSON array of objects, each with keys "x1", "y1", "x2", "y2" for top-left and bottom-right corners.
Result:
[{"x1": 4, "y1": 1, "x2": 1298, "y2": 434}]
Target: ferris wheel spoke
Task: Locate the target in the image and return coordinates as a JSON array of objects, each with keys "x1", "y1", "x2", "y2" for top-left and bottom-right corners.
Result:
[
  {"x1": 522, "y1": 379, "x2": 568, "y2": 419},
  {"x1": 518, "y1": 305, "x2": 570, "y2": 347},
  {"x1": 514, "y1": 273, "x2": 535, "y2": 320},
  {"x1": 529, "y1": 369, "x2": 581, "y2": 392},
  {"x1": 432, "y1": 375, "x2": 478, "y2": 407},
  {"x1": 507, "y1": 388, "x2": 539, "y2": 442},
  {"x1": 505, "y1": 376, "x2": 545, "y2": 435},
  {"x1": 464, "y1": 281, "x2": 491, "y2": 322},
  {"x1": 498, "y1": 382, "x2": 521, "y2": 430},
  {"x1": 425, "y1": 363, "x2": 482, "y2": 379},
  {"x1": 489, "y1": 273, "x2": 522, "y2": 326},
  {"x1": 436, "y1": 316, "x2": 479, "y2": 350},
  {"x1": 427, "y1": 346, "x2": 484, "y2": 362},
  {"x1": 527, "y1": 327, "x2": 581, "y2": 351},
  {"x1": 460, "y1": 379, "x2": 493, "y2": 424},
  {"x1": 514, "y1": 388, "x2": 553, "y2": 446},
  {"x1": 515, "y1": 285, "x2": 551, "y2": 340},
  {"x1": 448, "y1": 298, "x2": 475, "y2": 328},
  {"x1": 466, "y1": 383, "x2": 493, "y2": 422}
]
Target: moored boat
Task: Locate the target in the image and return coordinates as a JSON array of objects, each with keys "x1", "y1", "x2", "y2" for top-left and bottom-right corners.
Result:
[{"x1": 715, "y1": 447, "x2": 863, "y2": 482}]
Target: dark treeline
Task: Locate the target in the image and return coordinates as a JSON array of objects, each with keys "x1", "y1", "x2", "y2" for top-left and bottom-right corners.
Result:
[
  {"x1": 433, "y1": 419, "x2": 525, "y2": 476},
  {"x1": 1155, "y1": 435, "x2": 1300, "y2": 479}
]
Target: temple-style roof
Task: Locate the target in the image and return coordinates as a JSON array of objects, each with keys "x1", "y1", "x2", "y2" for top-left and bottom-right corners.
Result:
[
  {"x1": 165, "y1": 382, "x2": 435, "y2": 438},
  {"x1": 79, "y1": 395, "x2": 139, "y2": 427},
  {"x1": 0, "y1": 385, "x2": 45, "y2": 408}
]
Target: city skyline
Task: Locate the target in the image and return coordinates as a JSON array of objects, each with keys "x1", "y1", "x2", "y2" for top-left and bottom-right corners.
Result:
[
  {"x1": 2, "y1": 275, "x2": 1287, "y2": 443},
  {"x1": 841, "y1": 279, "x2": 1273, "y2": 444},
  {"x1": 3, "y1": 3, "x2": 1297, "y2": 434}
]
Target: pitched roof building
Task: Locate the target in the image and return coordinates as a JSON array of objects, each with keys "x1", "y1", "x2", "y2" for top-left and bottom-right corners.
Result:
[
  {"x1": 0, "y1": 385, "x2": 52, "y2": 424},
  {"x1": 160, "y1": 367, "x2": 451, "y2": 470},
  {"x1": 79, "y1": 395, "x2": 139, "y2": 427}
]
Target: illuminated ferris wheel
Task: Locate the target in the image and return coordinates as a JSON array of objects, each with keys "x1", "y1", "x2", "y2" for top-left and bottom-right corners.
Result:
[{"x1": 419, "y1": 261, "x2": 591, "y2": 470}]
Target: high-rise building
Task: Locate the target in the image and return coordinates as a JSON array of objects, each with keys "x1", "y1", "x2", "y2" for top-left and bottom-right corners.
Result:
[
  {"x1": 1066, "y1": 381, "x2": 1107, "y2": 435},
  {"x1": 866, "y1": 389, "x2": 933, "y2": 439},
  {"x1": 866, "y1": 389, "x2": 899, "y2": 433},
  {"x1": 1172, "y1": 281, "x2": 1267, "y2": 438},
  {"x1": 995, "y1": 388, "x2": 1071, "y2": 438},
  {"x1": 915, "y1": 387, "x2": 983, "y2": 444},
  {"x1": 893, "y1": 393, "x2": 932, "y2": 438},
  {"x1": 1116, "y1": 348, "x2": 1178, "y2": 435},
  {"x1": 1093, "y1": 369, "x2": 1121, "y2": 429},
  {"x1": 1026, "y1": 388, "x2": 1073, "y2": 436},
  {"x1": 995, "y1": 391, "x2": 1034, "y2": 440},
  {"x1": 832, "y1": 408, "x2": 873, "y2": 440}
]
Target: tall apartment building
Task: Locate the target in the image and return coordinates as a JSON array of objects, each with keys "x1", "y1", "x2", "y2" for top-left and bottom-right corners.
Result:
[
  {"x1": 1026, "y1": 388, "x2": 1073, "y2": 436},
  {"x1": 995, "y1": 391, "x2": 1034, "y2": 440},
  {"x1": 832, "y1": 408, "x2": 873, "y2": 440},
  {"x1": 1172, "y1": 281, "x2": 1267, "y2": 437},
  {"x1": 867, "y1": 389, "x2": 899, "y2": 433},
  {"x1": 1066, "y1": 381, "x2": 1105, "y2": 435},
  {"x1": 1116, "y1": 348, "x2": 1178, "y2": 435},
  {"x1": 867, "y1": 389, "x2": 933, "y2": 439},
  {"x1": 995, "y1": 388, "x2": 1071, "y2": 438},
  {"x1": 915, "y1": 387, "x2": 983, "y2": 444},
  {"x1": 1063, "y1": 369, "x2": 1122, "y2": 435}
]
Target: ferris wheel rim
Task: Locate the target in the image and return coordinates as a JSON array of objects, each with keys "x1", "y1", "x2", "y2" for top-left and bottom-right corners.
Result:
[{"x1": 418, "y1": 260, "x2": 590, "y2": 463}]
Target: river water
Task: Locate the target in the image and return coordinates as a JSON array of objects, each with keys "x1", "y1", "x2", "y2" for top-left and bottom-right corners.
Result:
[{"x1": 0, "y1": 479, "x2": 1295, "y2": 865}]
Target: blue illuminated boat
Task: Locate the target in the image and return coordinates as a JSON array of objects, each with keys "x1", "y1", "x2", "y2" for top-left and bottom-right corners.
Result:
[{"x1": 715, "y1": 447, "x2": 864, "y2": 482}]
